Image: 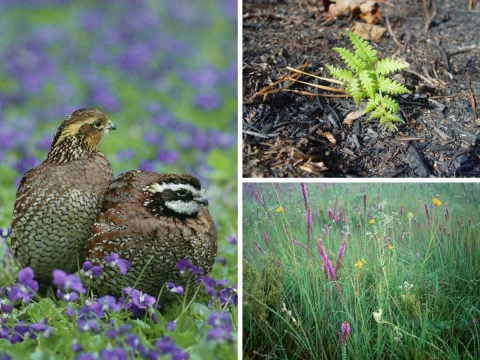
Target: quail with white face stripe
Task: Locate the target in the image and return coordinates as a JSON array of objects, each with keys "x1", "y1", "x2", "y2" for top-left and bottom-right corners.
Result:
[{"x1": 85, "y1": 170, "x2": 217, "y2": 300}]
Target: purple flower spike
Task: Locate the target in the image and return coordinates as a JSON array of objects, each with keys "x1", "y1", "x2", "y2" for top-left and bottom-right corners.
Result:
[
  {"x1": 341, "y1": 321, "x2": 351, "y2": 344},
  {"x1": 166, "y1": 282, "x2": 184, "y2": 296},
  {"x1": 300, "y1": 183, "x2": 308, "y2": 209},
  {"x1": 104, "y1": 253, "x2": 130, "y2": 275}
]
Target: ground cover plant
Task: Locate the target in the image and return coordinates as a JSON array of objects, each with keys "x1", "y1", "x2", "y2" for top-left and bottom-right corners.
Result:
[
  {"x1": 242, "y1": 0, "x2": 480, "y2": 177},
  {"x1": 243, "y1": 183, "x2": 480, "y2": 359},
  {"x1": 0, "y1": 1, "x2": 237, "y2": 358}
]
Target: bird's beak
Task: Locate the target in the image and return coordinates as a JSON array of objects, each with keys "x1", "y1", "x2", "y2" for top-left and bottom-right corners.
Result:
[
  {"x1": 106, "y1": 120, "x2": 116, "y2": 131},
  {"x1": 195, "y1": 192, "x2": 209, "y2": 206}
]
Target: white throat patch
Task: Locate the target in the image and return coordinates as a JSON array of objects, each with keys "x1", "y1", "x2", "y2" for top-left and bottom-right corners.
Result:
[{"x1": 165, "y1": 200, "x2": 202, "y2": 215}]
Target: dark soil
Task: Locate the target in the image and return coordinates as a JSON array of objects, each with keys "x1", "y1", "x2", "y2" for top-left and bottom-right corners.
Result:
[{"x1": 242, "y1": 0, "x2": 480, "y2": 177}]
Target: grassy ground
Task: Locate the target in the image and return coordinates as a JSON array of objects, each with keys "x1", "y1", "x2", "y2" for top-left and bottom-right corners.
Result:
[
  {"x1": 243, "y1": 183, "x2": 479, "y2": 359},
  {"x1": 0, "y1": 1, "x2": 237, "y2": 358}
]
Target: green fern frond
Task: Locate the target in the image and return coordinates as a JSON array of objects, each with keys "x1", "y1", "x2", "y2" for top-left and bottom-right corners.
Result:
[
  {"x1": 347, "y1": 30, "x2": 377, "y2": 65},
  {"x1": 326, "y1": 65, "x2": 354, "y2": 83},
  {"x1": 375, "y1": 58, "x2": 409, "y2": 75},
  {"x1": 377, "y1": 76, "x2": 410, "y2": 94},
  {"x1": 347, "y1": 78, "x2": 364, "y2": 106},
  {"x1": 333, "y1": 47, "x2": 366, "y2": 72},
  {"x1": 358, "y1": 69, "x2": 377, "y2": 98},
  {"x1": 378, "y1": 111, "x2": 403, "y2": 125},
  {"x1": 382, "y1": 95, "x2": 399, "y2": 113},
  {"x1": 364, "y1": 94, "x2": 381, "y2": 113},
  {"x1": 325, "y1": 30, "x2": 411, "y2": 132},
  {"x1": 368, "y1": 107, "x2": 386, "y2": 121}
]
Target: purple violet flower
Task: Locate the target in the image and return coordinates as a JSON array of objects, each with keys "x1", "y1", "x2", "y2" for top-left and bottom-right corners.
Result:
[
  {"x1": 53, "y1": 270, "x2": 86, "y2": 294},
  {"x1": 166, "y1": 282, "x2": 184, "y2": 296},
  {"x1": 104, "y1": 254, "x2": 130, "y2": 275},
  {"x1": 175, "y1": 259, "x2": 202, "y2": 276},
  {"x1": 8, "y1": 267, "x2": 38, "y2": 303},
  {"x1": 82, "y1": 261, "x2": 102, "y2": 278},
  {"x1": 155, "y1": 336, "x2": 187, "y2": 360},
  {"x1": 0, "y1": 228, "x2": 11, "y2": 239}
]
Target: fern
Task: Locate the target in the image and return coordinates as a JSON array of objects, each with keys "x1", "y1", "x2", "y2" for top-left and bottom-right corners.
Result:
[{"x1": 327, "y1": 30, "x2": 410, "y2": 131}]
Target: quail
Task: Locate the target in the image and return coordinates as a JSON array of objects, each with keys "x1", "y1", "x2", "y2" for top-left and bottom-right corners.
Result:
[
  {"x1": 10, "y1": 108, "x2": 116, "y2": 287},
  {"x1": 84, "y1": 170, "x2": 218, "y2": 300}
]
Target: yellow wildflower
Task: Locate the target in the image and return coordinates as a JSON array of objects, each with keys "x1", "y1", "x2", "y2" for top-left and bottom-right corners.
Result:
[
  {"x1": 387, "y1": 244, "x2": 394, "y2": 251},
  {"x1": 432, "y1": 198, "x2": 442, "y2": 206},
  {"x1": 275, "y1": 206, "x2": 284, "y2": 214},
  {"x1": 355, "y1": 258, "x2": 367, "y2": 269},
  {"x1": 369, "y1": 219, "x2": 375, "y2": 225}
]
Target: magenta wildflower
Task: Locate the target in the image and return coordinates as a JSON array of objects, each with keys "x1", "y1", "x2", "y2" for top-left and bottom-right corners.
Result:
[
  {"x1": 306, "y1": 205, "x2": 312, "y2": 261},
  {"x1": 363, "y1": 192, "x2": 367, "y2": 218},
  {"x1": 323, "y1": 224, "x2": 330, "y2": 236},
  {"x1": 262, "y1": 231, "x2": 269, "y2": 245},
  {"x1": 341, "y1": 321, "x2": 351, "y2": 344},
  {"x1": 327, "y1": 208, "x2": 334, "y2": 221},
  {"x1": 399, "y1": 205, "x2": 404, "y2": 217},
  {"x1": 424, "y1": 203, "x2": 430, "y2": 225},
  {"x1": 335, "y1": 239, "x2": 347, "y2": 273},
  {"x1": 300, "y1": 182, "x2": 308, "y2": 209},
  {"x1": 254, "y1": 242, "x2": 266, "y2": 255}
]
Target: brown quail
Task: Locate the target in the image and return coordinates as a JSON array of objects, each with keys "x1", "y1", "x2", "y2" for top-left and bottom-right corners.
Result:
[
  {"x1": 84, "y1": 170, "x2": 218, "y2": 300},
  {"x1": 10, "y1": 108, "x2": 116, "y2": 287}
]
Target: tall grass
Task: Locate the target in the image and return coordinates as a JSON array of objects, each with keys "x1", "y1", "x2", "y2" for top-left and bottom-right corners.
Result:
[{"x1": 243, "y1": 183, "x2": 480, "y2": 359}]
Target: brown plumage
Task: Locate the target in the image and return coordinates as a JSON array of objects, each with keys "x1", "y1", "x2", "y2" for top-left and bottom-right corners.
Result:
[
  {"x1": 10, "y1": 108, "x2": 116, "y2": 286},
  {"x1": 85, "y1": 170, "x2": 218, "y2": 300}
]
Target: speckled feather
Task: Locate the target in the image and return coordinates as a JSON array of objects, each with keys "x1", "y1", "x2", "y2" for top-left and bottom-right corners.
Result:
[
  {"x1": 85, "y1": 170, "x2": 217, "y2": 300},
  {"x1": 10, "y1": 108, "x2": 115, "y2": 285}
]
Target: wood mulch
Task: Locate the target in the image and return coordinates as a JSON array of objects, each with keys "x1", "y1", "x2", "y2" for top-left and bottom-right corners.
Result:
[{"x1": 242, "y1": 0, "x2": 480, "y2": 177}]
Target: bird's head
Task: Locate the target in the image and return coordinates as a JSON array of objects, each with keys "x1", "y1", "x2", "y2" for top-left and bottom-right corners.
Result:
[
  {"x1": 47, "y1": 108, "x2": 116, "y2": 163},
  {"x1": 143, "y1": 174, "x2": 208, "y2": 217}
]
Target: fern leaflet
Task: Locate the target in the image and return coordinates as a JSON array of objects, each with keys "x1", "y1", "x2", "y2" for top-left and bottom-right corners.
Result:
[
  {"x1": 358, "y1": 69, "x2": 377, "y2": 98},
  {"x1": 333, "y1": 47, "x2": 366, "y2": 73},
  {"x1": 347, "y1": 30, "x2": 377, "y2": 65},
  {"x1": 375, "y1": 58, "x2": 409, "y2": 75},
  {"x1": 377, "y1": 76, "x2": 410, "y2": 94}
]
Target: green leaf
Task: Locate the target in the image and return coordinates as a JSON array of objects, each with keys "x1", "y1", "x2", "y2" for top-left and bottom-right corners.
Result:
[
  {"x1": 382, "y1": 95, "x2": 399, "y2": 113},
  {"x1": 326, "y1": 65, "x2": 353, "y2": 83},
  {"x1": 347, "y1": 78, "x2": 364, "y2": 106},
  {"x1": 377, "y1": 76, "x2": 410, "y2": 94},
  {"x1": 347, "y1": 30, "x2": 377, "y2": 65},
  {"x1": 364, "y1": 94, "x2": 381, "y2": 114},
  {"x1": 334, "y1": 47, "x2": 366, "y2": 72},
  {"x1": 368, "y1": 106, "x2": 386, "y2": 121},
  {"x1": 358, "y1": 69, "x2": 377, "y2": 98},
  {"x1": 375, "y1": 58, "x2": 409, "y2": 75}
]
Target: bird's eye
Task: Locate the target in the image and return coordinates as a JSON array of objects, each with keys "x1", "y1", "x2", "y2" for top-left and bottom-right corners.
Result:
[
  {"x1": 93, "y1": 119, "x2": 103, "y2": 128},
  {"x1": 177, "y1": 189, "x2": 188, "y2": 196}
]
